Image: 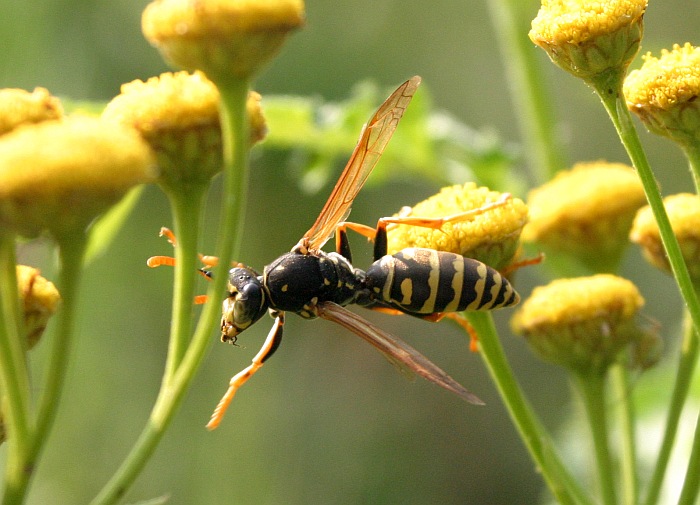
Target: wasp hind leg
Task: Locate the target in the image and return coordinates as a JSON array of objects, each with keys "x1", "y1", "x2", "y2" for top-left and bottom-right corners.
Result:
[{"x1": 207, "y1": 313, "x2": 286, "y2": 430}]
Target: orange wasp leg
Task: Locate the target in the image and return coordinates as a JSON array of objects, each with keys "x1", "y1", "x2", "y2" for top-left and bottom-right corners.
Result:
[
  {"x1": 378, "y1": 192, "x2": 512, "y2": 232},
  {"x1": 147, "y1": 227, "x2": 220, "y2": 304},
  {"x1": 207, "y1": 313, "x2": 286, "y2": 430}
]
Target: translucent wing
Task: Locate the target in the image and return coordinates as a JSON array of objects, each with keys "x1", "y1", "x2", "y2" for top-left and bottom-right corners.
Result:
[
  {"x1": 316, "y1": 301, "x2": 484, "y2": 405},
  {"x1": 300, "y1": 76, "x2": 421, "y2": 252}
]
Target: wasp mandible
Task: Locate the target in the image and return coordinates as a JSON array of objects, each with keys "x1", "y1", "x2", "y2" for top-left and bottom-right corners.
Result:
[{"x1": 150, "y1": 76, "x2": 520, "y2": 430}]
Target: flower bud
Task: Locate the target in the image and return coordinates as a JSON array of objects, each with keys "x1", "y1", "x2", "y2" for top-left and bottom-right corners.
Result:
[
  {"x1": 0, "y1": 87, "x2": 63, "y2": 136},
  {"x1": 512, "y1": 274, "x2": 646, "y2": 374},
  {"x1": 142, "y1": 0, "x2": 305, "y2": 82},
  {"x1": 630, "y1": 193, "x2": 700, "y2": 281},
  {"x1": 523, "y1": 161, "x2": 645, "y2": 272},
  {"x1": 386, "y1": 183, "x2": 528, "y2": 270},
  {"x1": 103, "y1": 71, "x2": 266, "y2": 190},
  {"x1": 624, "y1": 43, "x2": 700, "y2": 146},
  {"x1": 0, "y1": 117, "x2": 156, "y2": 239},
  {"x1": 17, "y1": 265, "x2": 61, "y2": 349},
  {"x1": 530, "y1": 0, "x2": 646, "y2": 85}
]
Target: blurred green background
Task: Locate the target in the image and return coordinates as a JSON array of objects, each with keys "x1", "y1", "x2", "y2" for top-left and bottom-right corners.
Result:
[{"x1": 1, "y1": 0, "x2": 698, "y2": 503}]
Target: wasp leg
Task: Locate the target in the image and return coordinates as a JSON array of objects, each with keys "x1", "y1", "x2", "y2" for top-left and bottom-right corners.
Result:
[
  {"x1": 380, "y1": 193, "x2": 512, "y2": 231},
  {"x1": 206, "y1": 313, "x2": 285, "y2": 430},
  {"x1": 501, "y1": 252, "x2": 545, "y2": 276}
]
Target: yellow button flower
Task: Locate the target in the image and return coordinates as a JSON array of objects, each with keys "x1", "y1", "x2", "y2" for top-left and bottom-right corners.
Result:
[
  {"x1": 0, "y1": 117, "x2": 156, "y2": 239},
  {"x1": 386, "y1": 183, "x2": 528, "y2": 270},
  {"x1": 0, "y1": 87, "x2": 63, "y2": 136},
  {"x1": 530, "y1": 0, "x2": 646, "y2": 84},
  {"x1": 512, "y1": 274, "x2": 646, "y2": 374},
  {"x1": 142, "y1": 0, "x2": 305, "y2": 82},
  {"x1": 630, "y1": 193, "x2": 700, "y2": 281},
  {"x1": 523, "y1": 161, "x2": 645, "y2": 271},
  {"x1": 16, "y1": 265, "x2": 61, "y2": 349},
  {"x1": 624, "y1": 43, "x2": 700, "y2": 146},
  {"x1": 103, "y1": 71, "x2": 266, "y2": 190}
]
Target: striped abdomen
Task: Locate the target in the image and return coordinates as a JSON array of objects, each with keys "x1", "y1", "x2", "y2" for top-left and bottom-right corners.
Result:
[{"x1": 364, "y1": 248, "x2": 519, "y2": 314}]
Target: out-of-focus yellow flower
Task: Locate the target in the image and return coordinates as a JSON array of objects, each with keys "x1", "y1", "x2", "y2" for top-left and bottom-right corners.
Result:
[
  {"x1": 512, "y1": 274, "x2": 647, "y2": 374},
  {"x1": 0, "y1": 117, "x2": 156, "y2": 239},
  {"x1": 530, "y1": 0, "x2": 646, "y2": 85},
  {"x1": 0, "y1": 87, "x2": 63, "y2": 136},
  {"x1": 631, "y1": 193, "x2": 700, "y2": 281},
  {"x1": 103, "y1": 71, "x2": 266, "y2": 190},
  {"x1": 16, "y1": 265, "x2": 61, "y2": 349},
  {"x1": 142, "y1": 0, "x2": 305, "y2": 82},
  {"x1": 523, "y1": 161, "x2": 645, "y2": 272},
  {"x1": 386, "y1": 183, "x2": 527, "y2": 271},
  {"x1": 624, "y1": 43, "x2": 700, "y2": 146}
]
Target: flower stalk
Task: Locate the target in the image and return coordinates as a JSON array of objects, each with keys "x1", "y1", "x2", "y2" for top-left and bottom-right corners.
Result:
[
  {"x1": 91, "y1": 77, "x2": 252, "y2": 505},
  {"x1": 0, "y1": 233, "x2": 32, "y2": 504},
  {"x1": 467, "y1": 311, "x2": 592, "y2": 505}
]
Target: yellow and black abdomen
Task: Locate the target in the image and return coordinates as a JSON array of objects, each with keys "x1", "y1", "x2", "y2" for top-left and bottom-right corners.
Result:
[{"x1": 364, "y1": 248, "x2": 519, "y2": 315}]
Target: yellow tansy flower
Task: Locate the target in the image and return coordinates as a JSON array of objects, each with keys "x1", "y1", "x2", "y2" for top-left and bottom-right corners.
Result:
[
  {"x1": 386, "y1": 183, "x2": 527, "y2": 270},
  {"x1": 512, "y1": 274, "x2": 646, "y2": 374},
  {"x1": 16, "y1": 265, "x2": 61, "y2": 349},
  {"x1": 103, "y1": 71, "x2": 266, "y2": 190},
  {"x1": 0, "y1": 117, "x2": 156, "y2": 239},
  {"x1": 0, "y1": 87, "x2": 63, "y2": 136},
  {"x1": 142, "y1": 0, "x2": 305, "y2": 82},
  {"x1": 523, "y1": 161, "x2": 645, "y2": 272},
  {"x1": 624, "y1": 43, "x2": 700, "y2": 145},
  {"x1": 630, "y1": 193, "x2": 700, "y2": 280},
  {"x1": 530, "y1": 0, "x2": 646, "y2": 84}
]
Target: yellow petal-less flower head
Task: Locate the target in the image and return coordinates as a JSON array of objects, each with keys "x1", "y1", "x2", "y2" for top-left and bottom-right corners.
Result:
[
  {"x1": 624, "y1": 43, "x2": 700, "y2": 146},
  {"x1": 103, "y1": 71, "x2": 266, "y2": 190},
  {"x1": 511, "y1": 274, "x2": 646, "y2": 374},
  {"x1": 386, "y1": 183, "x2": 528, "y2": 271},
  {"x1": 523, "y1": 161, "x2": 645, "y2": 272},
  {"x1": 0, "y1": 87, "x2": 63, "y2": 136},
  {"x1": 0, "y1": 117, "x2": 156, "y2": 239},
  {"x1": 142, "y1": 0, "x2": 305, "y2": 82},
  {"x1": 16, "y1": 265, "x2": 61, "y2": 350},
  {"x1": 630, "y1": 193, "x2": 700, "y2": 281},
  {"x1": 530, "y1": 0, "x2": 646, "y2": 85}
]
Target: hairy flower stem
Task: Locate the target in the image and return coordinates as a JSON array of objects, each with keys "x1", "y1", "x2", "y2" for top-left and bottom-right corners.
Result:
[
  {"x1": 466, "y1": 311, "x2": 592, "y2": 505},
  {"x1": 91, "y1": 78, "x2": 252, "y2": 505}
]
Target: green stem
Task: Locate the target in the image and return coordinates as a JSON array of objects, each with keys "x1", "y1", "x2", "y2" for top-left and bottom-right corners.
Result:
[
  {"x1": 643, "y1": 310, "x2": 698, "y2": 505},
  {"x1": 611, "y1": 363, "x2": 637, "y2": 505},
  {"x1": 595, "y1": 80, "x2": 700, "y2": 364},
  {"x1": 467, "y1": 311, "x2": 593, "y2": 505},
  {"x1": 486, "y1": 0, "x2": 565, "y2": 183},
  {"x1": 680, "y1": 143, "x2": 700, "y2": 194},
  {"x1": 0, "y1": 234, "x2": 32, "y2": 505},
  {"x1": 678, "y1": 411, "x2": 700, "y2": 505},
  {"x1": 28, "y1": 233, "x2": 88, "y2": 471},
  {"x1": 90, "y1": 78, "x2": 252, "y2": 505},
  {"x1": 572, "y1": 371, "x2": 617, "y2": 505},
  {"x1": 162, "y1": 184, "x2": 208, "y2": 380}
]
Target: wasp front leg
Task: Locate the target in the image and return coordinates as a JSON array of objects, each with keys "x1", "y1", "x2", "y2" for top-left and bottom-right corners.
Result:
[
  {"x1": 147, "y1": 227, "x2": 221, "y2": 304},
  {"x1": 207, "y1": 312, "x2": 285, "y2": 430}
]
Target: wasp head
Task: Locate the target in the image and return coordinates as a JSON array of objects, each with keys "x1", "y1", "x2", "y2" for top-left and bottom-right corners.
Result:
[{"x1": 221, "y1": 266, "x2": 268, "y2": 344}]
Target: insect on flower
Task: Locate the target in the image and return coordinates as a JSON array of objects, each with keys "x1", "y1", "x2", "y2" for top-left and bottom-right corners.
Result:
[{"x1": 149, "y1": 76, "x2": 520, "y2": 430}]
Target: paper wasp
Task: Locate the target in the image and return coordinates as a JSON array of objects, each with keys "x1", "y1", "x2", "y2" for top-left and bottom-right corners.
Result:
[{"x1": 150, "y1": 76, "x2": 520, "y2": 430}]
